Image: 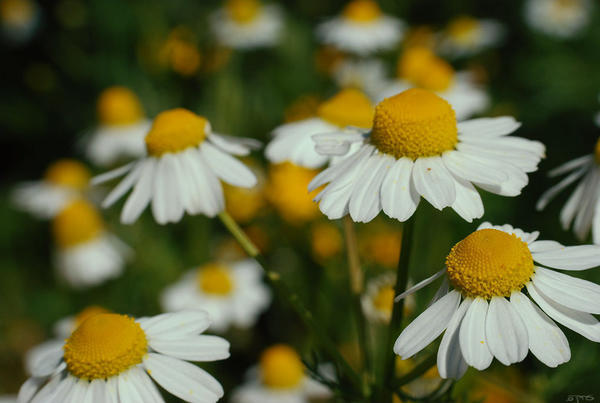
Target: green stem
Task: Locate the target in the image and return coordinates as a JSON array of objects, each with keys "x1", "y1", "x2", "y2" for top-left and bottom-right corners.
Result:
[{"x1": 218, "y1": 211, "x2": 364, "y2": 397}]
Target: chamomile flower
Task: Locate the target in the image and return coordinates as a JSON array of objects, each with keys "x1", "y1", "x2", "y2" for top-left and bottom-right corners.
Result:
[
  {"x1": 12, "y1": 159, "x2": 91, "y2": 219},
  {"x1": 19, "y1": 310, "x2": 230, "y2": 403},
  {"x1": 331, "y1": 58, "x2": 388, "y2": 98},
  {"x1": 93, "y1": 108, "x2": 259, "y2": 225},
  {"x1": 376, "y1": 47, "x2": 489, "y2": 120},
  {"x1": 524, "y1": 0, "x2": 591, "y2": 39},
  {"x1": 438, "y1": 16, "x2": 504, "y2": 58},
  {"x1": 394, "y1": 223, "x2": 600, "y2": 378},
  {"x1": 161, "y1": 259, "x2": 271, "y2": 333},
  {"x1": 52, "y1": 200, "x2": 131, "y2": 288},
  {"x1": 362, "y1": 272, "x2": 415, "y2": 324},
  {"x1": 210, "y1": 0, "x2": 283, "y2": 49},
  {"x1": 0, "y1": 0, "x2": 39, "y2": 45},
  {"x1": 309, "y1": 88, "x2": 544, "y2": 223},
  {"x1": 231, "y1": 344, "x2": 331, "y2": 403},
  {"x1": 536, "y1": 140, "x2": 600, "y2": 242},
  {"x1": 316, "y1": 0, "x2": 405, "y2": 56},
  {"x1": 266, "y1": 89, "x2": 374, "y2": 169},
  {"x1": 85, "y1": 87, "x2": 151, "y2": 167}
]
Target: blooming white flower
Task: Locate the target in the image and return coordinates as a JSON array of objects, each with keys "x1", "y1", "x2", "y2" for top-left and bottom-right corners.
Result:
[
  {"x1": 266, "y1": 89, "x2": 374, "y2": 169},
  {"x1": 375, "y1": 47, "x2": 489, "y2": 120},
  {"x1": 85, "y1": 86, "x2": 151, "y2": 167},
  {"x1": 361, "y1": 272, "x2": 416, "y2": 324},
  {"x1": 524, "y1": 0, "x2": 591, "y2": 38},
  {"x1": 316, "y1": 0, "x2": 405, "y2": 56},
  {"x1": 331, "y1": 58, "x2": 388, "y2": 99},
  {"x1": 11, "y1": 159, "x2": 91, "y2": 219},
  {"x1": 161, "y1": 258, "x2": 271, "y2": 333},
  {"x1": 93, "y1": 108, "x2": 259, "y2": 225},
  {"x1": 309, "y1": 88, "x2": 544, "y2": 223},
  {"x1": 437, "y1": 16, "x2": 504, "y2": 58},
  {"x1": 18, "y1": 310, "x2": 229, "y2": 403},
  {"x1": 210, "y1": 0, "x2": 283, "y2": 49},
  {"x1": 394, "y1": 222, "x2": 600, "y2": 378},
  {"x1": 52, "y1": 200, "x2": 131, "y2": 288},
  {"x1": 231, "y1": 344, "x2": 331, "y2": 403}
]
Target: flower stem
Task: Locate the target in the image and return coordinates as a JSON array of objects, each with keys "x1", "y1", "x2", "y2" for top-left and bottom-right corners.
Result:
[{"x1": 217, "y1": 211, "x2": 364, "y2": 397}]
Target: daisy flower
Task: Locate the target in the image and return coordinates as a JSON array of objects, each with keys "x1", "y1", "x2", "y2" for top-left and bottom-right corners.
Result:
[
  {"x1": 438, "y1": 16, "x2": 504, "y2": 58},
  {"x1": 11, "y1": 159, "x2": 91, "y2": 219},
  {"x1": 161, "y1": 259, "x2": 271, "y2": 333},
  {"x1": 331, "y1": 58, "x2": 388, "y2": 99},
  {"x1": 309, "y1": 88, "x2": 544, "y2": 223},
  {"x1": 0, "y1": 0, "x2": 39, "y2": 45},
  {"x1": 93, "y1": 108, "x2": 259, "y2": 225},
  {"x1": 394, "y1": 222, "x2": 600, "y2": 379},
  {"x1": 316, "y1": 0, "x2": 405, "y2": 56},
  {"x1": 210, "y1": 0, "x2": 283, "y2": 50},
  {"x1": 266, "y1": 89, "x2": 374, "y2": 169},
  {"x1": 85, "y1": 86, "x2": 151, "y2": 167},
  {"x1": 524, "y1": 0, "x2": 591, "y2": 39},
  {"x1": 376, "y1": 47, "x2": 489, "y2": 120},
  {"x1": 536, "y1": 141, "x2": 600, "y2": 242},
  {"x1": 362, "y1": 272, "x2": 415, "y2": 324},
  {"x1": 231, "y1": 344, "x2": 331, "y2": 403},
  {"x1": 18, "y1": 310, "x2": 230, "y2": 402},
  {"x1": 52, "y1": 199, "x2": 131, "y2": 288}
]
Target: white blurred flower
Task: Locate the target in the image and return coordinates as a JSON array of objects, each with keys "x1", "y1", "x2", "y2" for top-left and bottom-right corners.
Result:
[
  {"x1": 525, "y1": 0, "x2": 591, "y2": 38},
  {"x1": 438, "y1": 16, "x2": 504, "y2": 58},
  {"x1": 361, "y1": 272, "x2": 416, "y2": 324}
]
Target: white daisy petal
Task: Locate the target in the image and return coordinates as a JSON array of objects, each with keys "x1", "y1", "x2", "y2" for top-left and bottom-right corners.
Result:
[
  {"x1": 532, "y1": 244, "x2": 600, "y2": 270},
  {"x1": 412, "y1": 156, "x2": 456, "y2": 210},
  {"x1": 129, "y1": 367, "x2": 165, "y2": 403},
  {"x1": 349, "y1": 154, "x2": 391, "y2": 222},
  {"x1": 381, "y1": 157, "x2": 420, "y2": 221},
  {"x1": 44, "y1": 376, "x2": 77, "y2": 403},
  {"x1": 151, "y1": 155, "x2": 182, "y2": 224},
  {"x1": 308, "y1": 144, "x2": 371, "y2": 191},
  {"x1": 201, "y1": 142, "x2": 257, "y2": 188},
  {"x1": 312, "y1": 130, "x2": 365, "y2": 157},
  {"x1": 118, "y1": 370, "x2": 145, "y2": 403},
  {"x1": 536, "y1": 164, "x2": 590, "y2": 210},
  {"x1": 457, "y1": 117, "x2": 520, "y2": 137},
  {"x1": 394, "y1": 290, "x2": 461, "y2": 358},
  {"x1": 573, "y1": 168, "x2": 600, "y2": 240},
  {"x1": 442, "y1": 150, "x2": 509, "y2": 185},
  {"x1": 209, "y1": 133, "x2": 260, "y2": 156},
  {"x1": 450, "y1": 175, "x2": 484, "y2": 222},
  {"x1": 91, "y1": 162, "x2": 135, "y2": 186},
  {"x1": 437, "y1": 298, "x2": 471, "y2": 379},
  {"x1": 510, "y1": 291, "x2": 570, "y2": 367},
  {"x1": 459, "y1": 297, "x2": 493, "y2": 370},
  {"x1": 394, "y1": 269, "x2": 446, "y2": 302},
  {"x1": 140, "y1": 311, "x2": 211, "y2": 339},
  {"x1": 485, "y1": 296, "x2": 529, "y2": 365},
  {"x1": 121, "y1": 159, "x2": 156, "y2": 224},
  {"x1": 101, "y1": 162, "x2": 144, "y2": 208},
  {"x1": 149, "y1": 335, "x2": 230, "y2": 362},
  {"x1": 548, "y1": 155, "x2": 593, "y2": 177},
  {"x1": 82, "y1": 379, "x2": 107, "y2": 403},
  {"x1": 528, "y1": 240, "x2": 563, "y2": 253},
  {"x1": 18, "y1": 377, "x2": 46, "y2": 403},
  {"x1": 532, "y1": 268, "x2": 600, "y2": 314}
]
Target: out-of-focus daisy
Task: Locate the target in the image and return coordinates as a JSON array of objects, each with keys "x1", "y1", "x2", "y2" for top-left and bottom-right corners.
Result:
[
  {"x1": 224, "y1": 159, "x2": 266, "y2": 224},
  {"x1": 161, "y1": 259, "x2": 271, "y2": 333},
  {"x1": 52, "y1": 199, "x2": 131, "y2": 288},
  {"x1": 524, "y1": 0, "x2": 591, "y2": 39},
  {"x1": 19, "y1": 310, "x2": 230, "y2": 402},
  {"x1": 210, "y1": 0, "x2": 283, "y2": 49},
  {"x1": 310, "y1": 222, "x2": 343, "y2": 261},
  {"x1": 266, "y1": 89, "x2": 374, "y2": 169},
  {"x1": 85, "y1": 86, "x2": 151, "y2": 167},
  {"x1": 359, "y1": 223, "x2": 401, "y2": 268},
  {"x1": 376, "y1": 47, "x2": 489, "y2": 120},
  {"x1": 536, "y1": 140, "x2": 600, "y2": 242},
  {"x1": 93, "y1": 108, "x2": 259, "y2": 225},
  {"x1": 0, "y1": 0, "x2": 39, "y2": 44},
  {"x1": 362, "y1": 272, "x2": 415, "y2": 323},
  {"x1": 331, "y1": 58, "x2": 387, "y2": 98},
  {"x1": 231, "y1": 344, "x2": 331, "y2": 403},
  {"x1": 394, "y1": 223, "x2": 600, "y2": 378},
  {"x1": 12, "y1": 159, "x2": 91, "y2": 219},
  {"x1": 309, "y1": 88, "x2": 544, "y2": 223},
  {"x1": 317, "y1": 0, "x2": 405, "y2": 56},
  {"x1": 265, "y1": 162, "x2": 321, "y2": 224},
  {"x1": 159, "y1": 26, "x2": 202, "y2": 76},
  {"x1": 438, "y1": 16, "x2": 504, "y2": 58}
]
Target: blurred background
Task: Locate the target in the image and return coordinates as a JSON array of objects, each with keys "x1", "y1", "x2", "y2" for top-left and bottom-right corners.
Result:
[{"x1": 1, "y1": 0, "x2": 600, "y2": 402}]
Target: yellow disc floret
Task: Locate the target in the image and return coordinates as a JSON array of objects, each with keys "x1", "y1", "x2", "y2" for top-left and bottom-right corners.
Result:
[
  {"x1": 197, "y1": 263, "x2": 234, "y2": 295},
  {"x1": 53, "y1": 200, "x2": 104, "y2": 248},
  {"x1": 64, "y1": 313, "x2": 147, "y2": 380},
  {"x1": 226, "y1": 0, "x2": 260, "y2": 24},
  {"x1": 317, "y1": 88, "x2": 374, "y2": 129},
  {"x1": 97, "y1": 86, "x2": 144, "y2": 126},
  {"x1": 145, "y1": 108, "x2": 208, "y2": 156},
  {"x1": 73, "y1": 306, "x2": 111, "y2": 331},
  {"x1": 342, "y1": 0, "x2": 382, "y2": 23},
  {"x1": 445, "y1": 229, "x2": 535, "y2": 299},
  {"x1": 260, "y1": 344, "x2": 304, "y2": 389},
  {"x1": 447, "y1": 16, "x2": 479, "y2": 44},
  {"x1": 370, "y1": 88, "x2": 457, "y2": 159},
  {"x1": 44, "y1": 159, "x2": 90, "y2": 190}
]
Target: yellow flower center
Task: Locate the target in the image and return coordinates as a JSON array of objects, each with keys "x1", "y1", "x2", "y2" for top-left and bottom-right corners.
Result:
[
  {"x1": 342, "y1": 0, "x2": 382, "y2": 23},
  {"x1": 225, "y1": 0, "x2": 260, "y2": 24},
  {"x1": 373, "y1": 285, "x2": 394, "y2": 315},
  {"x1": 53, "y1": 200, "x2": 104, "y2": 248},
  {"x1": 197, "y1": 263, "x2": 234, "y2": 295},
  {"x1": 317, "y1": 88, "x2": 374, "y2": 129},
  {"x1": 0, "y1": 0, "x2": 33, "y2": 24},
  {"x1": 145, "y1": 108, "x2": 208, "y2": 157},
  {"x1": 73, "y1": 306, "x2": 110, "y2": 331},
  {"x1": 63, "y1": 314, "x2": 147, "y2": 380},
  {"x1": 447, "y1": 16, "x2": 479, "y2": 44},
  {"x1": 260, "y1": 345, "x2": 304, "y2": 389},
  {"x1": 594, "y1": 137, "x2": 600, "y2": 164},
  {"x1": 397, "y1": 47, "x2": 454, "y2": 92},
  {"x1": 445, "y1": 229, "x2": 535, "y2": 299},
  {"x1": 370, "y1": 88, "x2": 457, "y2": 159},
  {"x1": 44, "y1": 159, "x2": 90, "y2": 190},
  {"x1": 96, "y1": 86, "x2": 144, "y2": 126}
]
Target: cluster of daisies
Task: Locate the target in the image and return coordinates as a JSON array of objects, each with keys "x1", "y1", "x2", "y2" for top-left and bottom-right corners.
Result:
[{"x1": 7, "y1": 0, "x2": 600, "y2": 402}]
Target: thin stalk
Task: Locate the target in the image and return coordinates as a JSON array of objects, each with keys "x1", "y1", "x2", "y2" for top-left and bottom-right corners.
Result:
[{"x1": 218, "y1": 211, "x2": 364, "y2": 397}]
